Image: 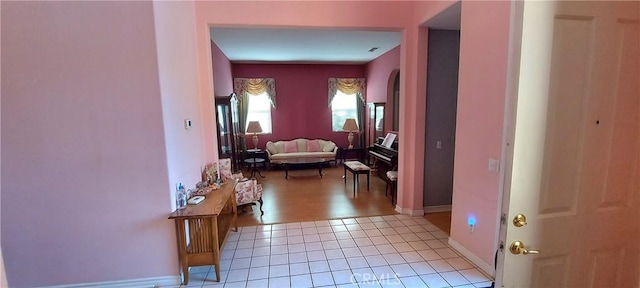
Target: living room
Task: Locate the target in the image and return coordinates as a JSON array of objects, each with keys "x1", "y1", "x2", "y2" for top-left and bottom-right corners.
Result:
[
  {"x1": 211, "y1": 34, "x2": 399, "y2": 150},
  {"x1": 208, "y1": 26, "x2": 407, "y2": 219}
]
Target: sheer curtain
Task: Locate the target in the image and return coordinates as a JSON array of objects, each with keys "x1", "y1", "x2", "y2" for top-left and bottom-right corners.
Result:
[{"x1": 233, "y1": 78, "x2": 276, "y2": 132}]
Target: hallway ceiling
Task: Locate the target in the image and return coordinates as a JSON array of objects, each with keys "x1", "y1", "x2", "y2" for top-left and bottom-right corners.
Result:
[{"x1": 210, "y1": 28, "x2": 401, "y2": 64}]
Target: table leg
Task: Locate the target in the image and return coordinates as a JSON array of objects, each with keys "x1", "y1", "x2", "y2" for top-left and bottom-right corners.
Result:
[
  {"x1": 353, "y1": 173, "x2": 357, "y2": 194},
  {"x1": 211, "y1": 218, "x2": 221, "y2": 282},
  {"x1": 249, "y1": 159, "x2": 265, "y2": 178},
  {"x1": 285, "y1": 164, "x2": 289, "y2": 179},
  {"x1": 343, "y1": 166, "x2": 347, "y2": 183},
  {"x1": 367, "y1": 172, "x2": 370, "y2": 190},
  {"x1": 175, "y1": 220, "x2": 189, "y2": 285}
]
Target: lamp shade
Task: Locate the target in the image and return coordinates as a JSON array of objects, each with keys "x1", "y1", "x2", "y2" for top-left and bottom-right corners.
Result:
[
  {"x1": 246, "y1": 121, "x2": 263, "y2": 134},
  {"x1": 342, "y1": 118, "x2": 359, "y2": 131}
]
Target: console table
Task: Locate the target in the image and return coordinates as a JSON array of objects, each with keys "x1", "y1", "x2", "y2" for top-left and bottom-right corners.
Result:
[
  {"x1": 338, "y1": 147, "x2": 364, "y2": 164},
  {"x1": 168, "y1": 182, "x2": 238, "y2": 284}
]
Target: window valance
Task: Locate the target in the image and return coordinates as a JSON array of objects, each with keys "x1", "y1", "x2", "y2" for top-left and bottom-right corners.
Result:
[
  {"x1": 328, "y1": 78, "x2": 366, "y2": 107},
  {"x1": 233, "y1": 78, "x2": 277, "y2": 108}
]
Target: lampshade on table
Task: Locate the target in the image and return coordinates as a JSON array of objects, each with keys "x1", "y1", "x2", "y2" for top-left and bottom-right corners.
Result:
[
  {"x1": 246, "y1": 121, "x2": 263, "y2": 149},
  {"x1": 342, "y1": 118, "x2": 359, "y2": 149}
]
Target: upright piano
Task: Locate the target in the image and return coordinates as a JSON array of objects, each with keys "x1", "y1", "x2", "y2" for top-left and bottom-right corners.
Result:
[{"x1": 367, "y1": 137, "x2": 398, "y2": 178}]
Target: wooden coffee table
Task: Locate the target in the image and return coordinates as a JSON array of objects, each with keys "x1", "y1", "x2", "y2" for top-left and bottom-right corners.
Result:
[{"x1": 280, "y1": 158, "x2": 331, "y2": 179}]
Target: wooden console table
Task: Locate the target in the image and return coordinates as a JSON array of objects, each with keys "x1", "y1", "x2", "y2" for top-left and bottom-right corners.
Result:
[{"x1": 168, "y1": 182, "x2": 238, "y2": 284}]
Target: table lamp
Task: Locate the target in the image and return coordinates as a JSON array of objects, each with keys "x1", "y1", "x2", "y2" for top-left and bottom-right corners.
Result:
[
  {"x1": 246, "y1": 121, "x2": 263, "y2": 149},
  {"x1": 342, "y1": 118, "x2": 359, "y2": 149}
]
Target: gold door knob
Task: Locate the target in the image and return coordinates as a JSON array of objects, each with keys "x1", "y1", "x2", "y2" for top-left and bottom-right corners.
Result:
[
  {"x1": 510, "y1": 240, "x2": 540, "y2": 255},
  {"x1": 513, "y1": 214, "x2": 527, "y2": 227}
]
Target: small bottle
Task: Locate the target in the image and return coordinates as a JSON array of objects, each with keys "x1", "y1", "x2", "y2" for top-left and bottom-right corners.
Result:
[{"x1": 176, "y1": 183, "x2": 187, "y2": 210}]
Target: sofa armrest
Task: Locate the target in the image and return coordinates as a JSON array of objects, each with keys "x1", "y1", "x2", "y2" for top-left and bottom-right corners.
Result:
[{"x1": 266, "y1": 149, "x2": 273, "y2": 159}]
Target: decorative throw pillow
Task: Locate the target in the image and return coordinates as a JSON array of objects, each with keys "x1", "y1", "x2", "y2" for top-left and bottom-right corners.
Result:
[
  {"x1": 306, "y1": 140, "x2": 321, "y2": 152},
  {"x1": 284, "y1": 140, "x2": 298, "y2": 153}
]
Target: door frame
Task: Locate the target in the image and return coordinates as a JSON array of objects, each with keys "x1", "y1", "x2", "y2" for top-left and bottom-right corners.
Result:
[{"x1": 495, "y1": 1, "x2": 526, "y2": 286}]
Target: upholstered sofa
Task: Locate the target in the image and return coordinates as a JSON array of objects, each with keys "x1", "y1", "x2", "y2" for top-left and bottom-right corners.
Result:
[{"x1": 266, "y1": 138, "x2": 338, "y2": 164}]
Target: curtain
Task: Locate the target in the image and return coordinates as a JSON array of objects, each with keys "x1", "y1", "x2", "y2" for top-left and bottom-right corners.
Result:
[
  {"x1": 239, "y1": 92, "x2": 250, "y2": 134},
  {"x1": 234, "y1": 78, "x2": 277, "y2": 109},
  {"x1": 356, "y1": 94, "x2": 366, "y2": 146},
  {"x1": 234, "y1": 78, "x2": 276, "y2": 133},
  {"x1": 327, "y1": 78, "x2": 366, "y2": 107}
]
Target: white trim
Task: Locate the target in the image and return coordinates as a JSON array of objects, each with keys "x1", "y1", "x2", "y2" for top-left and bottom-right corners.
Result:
[
  {"x1": 395, "y1": 205, "x2": 425, "y2": 216},
  {"x1": 423, "y1": 205, "x2": 452, "y2": 213},
  {"x1": 46, "y1": 276, "x2": 181, "y2": 288},
  {"x1": 495, "y1": 1, "x2": 525, "y2": 287},
  {"x1": 448, "y1": 238, "x2": 495, "y2": 278}
]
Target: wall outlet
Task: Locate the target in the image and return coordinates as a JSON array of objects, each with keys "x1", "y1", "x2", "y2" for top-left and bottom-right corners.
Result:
[
  {"x1": 436, "y1": 140, "x2": 442, "y2": 149},
  {"x1": 467, "y1": 216, "x2": 476, "y2": 233}
]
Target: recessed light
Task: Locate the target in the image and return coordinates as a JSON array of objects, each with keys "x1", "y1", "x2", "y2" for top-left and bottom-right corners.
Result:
[{"x1": 368, "y1": 47, "x2": 379, "y2": 52}]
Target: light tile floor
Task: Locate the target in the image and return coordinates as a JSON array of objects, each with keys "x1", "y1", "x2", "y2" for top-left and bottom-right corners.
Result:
[{"x1": 178, "y1": 215, "x2": 493, "y2": 288}]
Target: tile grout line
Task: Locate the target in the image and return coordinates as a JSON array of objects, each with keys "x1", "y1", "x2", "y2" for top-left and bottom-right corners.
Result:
[{"x1": 188, "y1": 215, "x2": 490, "y2": 288}]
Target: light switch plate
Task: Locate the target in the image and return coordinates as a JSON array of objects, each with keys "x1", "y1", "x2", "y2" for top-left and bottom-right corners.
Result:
[
  {"x1": 184, "y1": 119, "x2": 193, "y2": 130},
  {"x1": 488, "y1": 159, "x2": 500, "y2": 172}
]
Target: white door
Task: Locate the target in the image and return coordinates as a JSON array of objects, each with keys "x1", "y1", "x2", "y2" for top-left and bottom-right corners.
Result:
[{"x1": 498, "y1": 1, "x2": 639, "y2": 287}]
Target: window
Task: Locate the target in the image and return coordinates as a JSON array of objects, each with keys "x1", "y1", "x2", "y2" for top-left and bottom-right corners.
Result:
[
  {"x1": 331, "y1": 90, "x2": 358, "y2": 132},
  {"x1": 245, "y1": 92, "x2": 272, "y2": 133}
]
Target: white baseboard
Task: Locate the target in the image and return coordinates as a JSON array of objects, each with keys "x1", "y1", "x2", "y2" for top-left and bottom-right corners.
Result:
[
  {"x1": 47, "y1": 276, "x2": 181, "y2": 288},
  {"x1": 448, "y1": 238, "x2": 495, "y2": 278},
  {"x1": 423, "y1": 205, "x2": 452, "y2": 213},
  {"x1": 395, "y1": 205, "x2": 425, "y2": 216}
]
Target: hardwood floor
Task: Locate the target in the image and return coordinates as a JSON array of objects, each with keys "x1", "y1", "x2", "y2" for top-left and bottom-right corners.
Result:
[
  {"x1": 424, "y1": 211, "x2": 452, "y2": 235},
  {"x1": 236, "y1": 165, "x2": 397, "y2": 226},
  {"x1": 235, "y1": 164, "x2": 453, "y2": 237}
]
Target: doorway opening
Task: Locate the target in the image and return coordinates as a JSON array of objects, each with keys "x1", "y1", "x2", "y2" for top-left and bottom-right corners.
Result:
[{"x1": 422, "y1": 2, "x2": 461, "y2": 235}]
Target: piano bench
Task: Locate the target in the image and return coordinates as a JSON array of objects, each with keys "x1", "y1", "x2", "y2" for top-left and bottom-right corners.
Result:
[
  {"x1": 343, "y1": 161, "x2": 370, "y2": 196},
  {"x1": 385, "y1": 171, "x2": 398, "y2": 206}
]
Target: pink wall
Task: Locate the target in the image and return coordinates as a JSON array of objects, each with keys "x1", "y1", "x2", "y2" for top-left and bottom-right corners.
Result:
[
  {"x1": 232, "y1": 64, "x2": 366, "y2": 148},
  {"x1": 154, "y1": 2, "x2": 206, "y2": 208},
  {"x1": 1, "y1": 1, "x2": 175, "y2": 286},
  {"x1": 211, "y1": 41, "x2": 234, "y2": 96},
  {"x1": 203, "y1": 40, "x2": 234, "y2": 162},
  {"x1": 365, "y1": 46, "x2": 401, "y2": 135},
  {"x1": 365, "y1": 46, "x2": 401, "y2": 103},
  {"x1": 449, "y1": 1, "x2": 511, "y2": 267}
]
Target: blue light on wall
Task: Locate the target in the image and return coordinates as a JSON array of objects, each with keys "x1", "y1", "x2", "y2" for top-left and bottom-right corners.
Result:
[{"x1": 468, "y1": 215, "x2": 477, "y2": 231}]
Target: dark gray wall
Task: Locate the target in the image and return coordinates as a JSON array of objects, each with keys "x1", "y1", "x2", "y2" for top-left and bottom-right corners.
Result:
[{"x1": 424, "y1": 29, "x2": 460, "y2": 208}]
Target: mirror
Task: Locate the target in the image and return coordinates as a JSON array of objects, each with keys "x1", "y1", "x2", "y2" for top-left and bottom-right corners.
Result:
[
  {"x1": 375, "y1": 105, "x2": 384, "y2": 139},
  {"x1": 368, "y1": 102, "x2": 385, "y2": 147}
]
